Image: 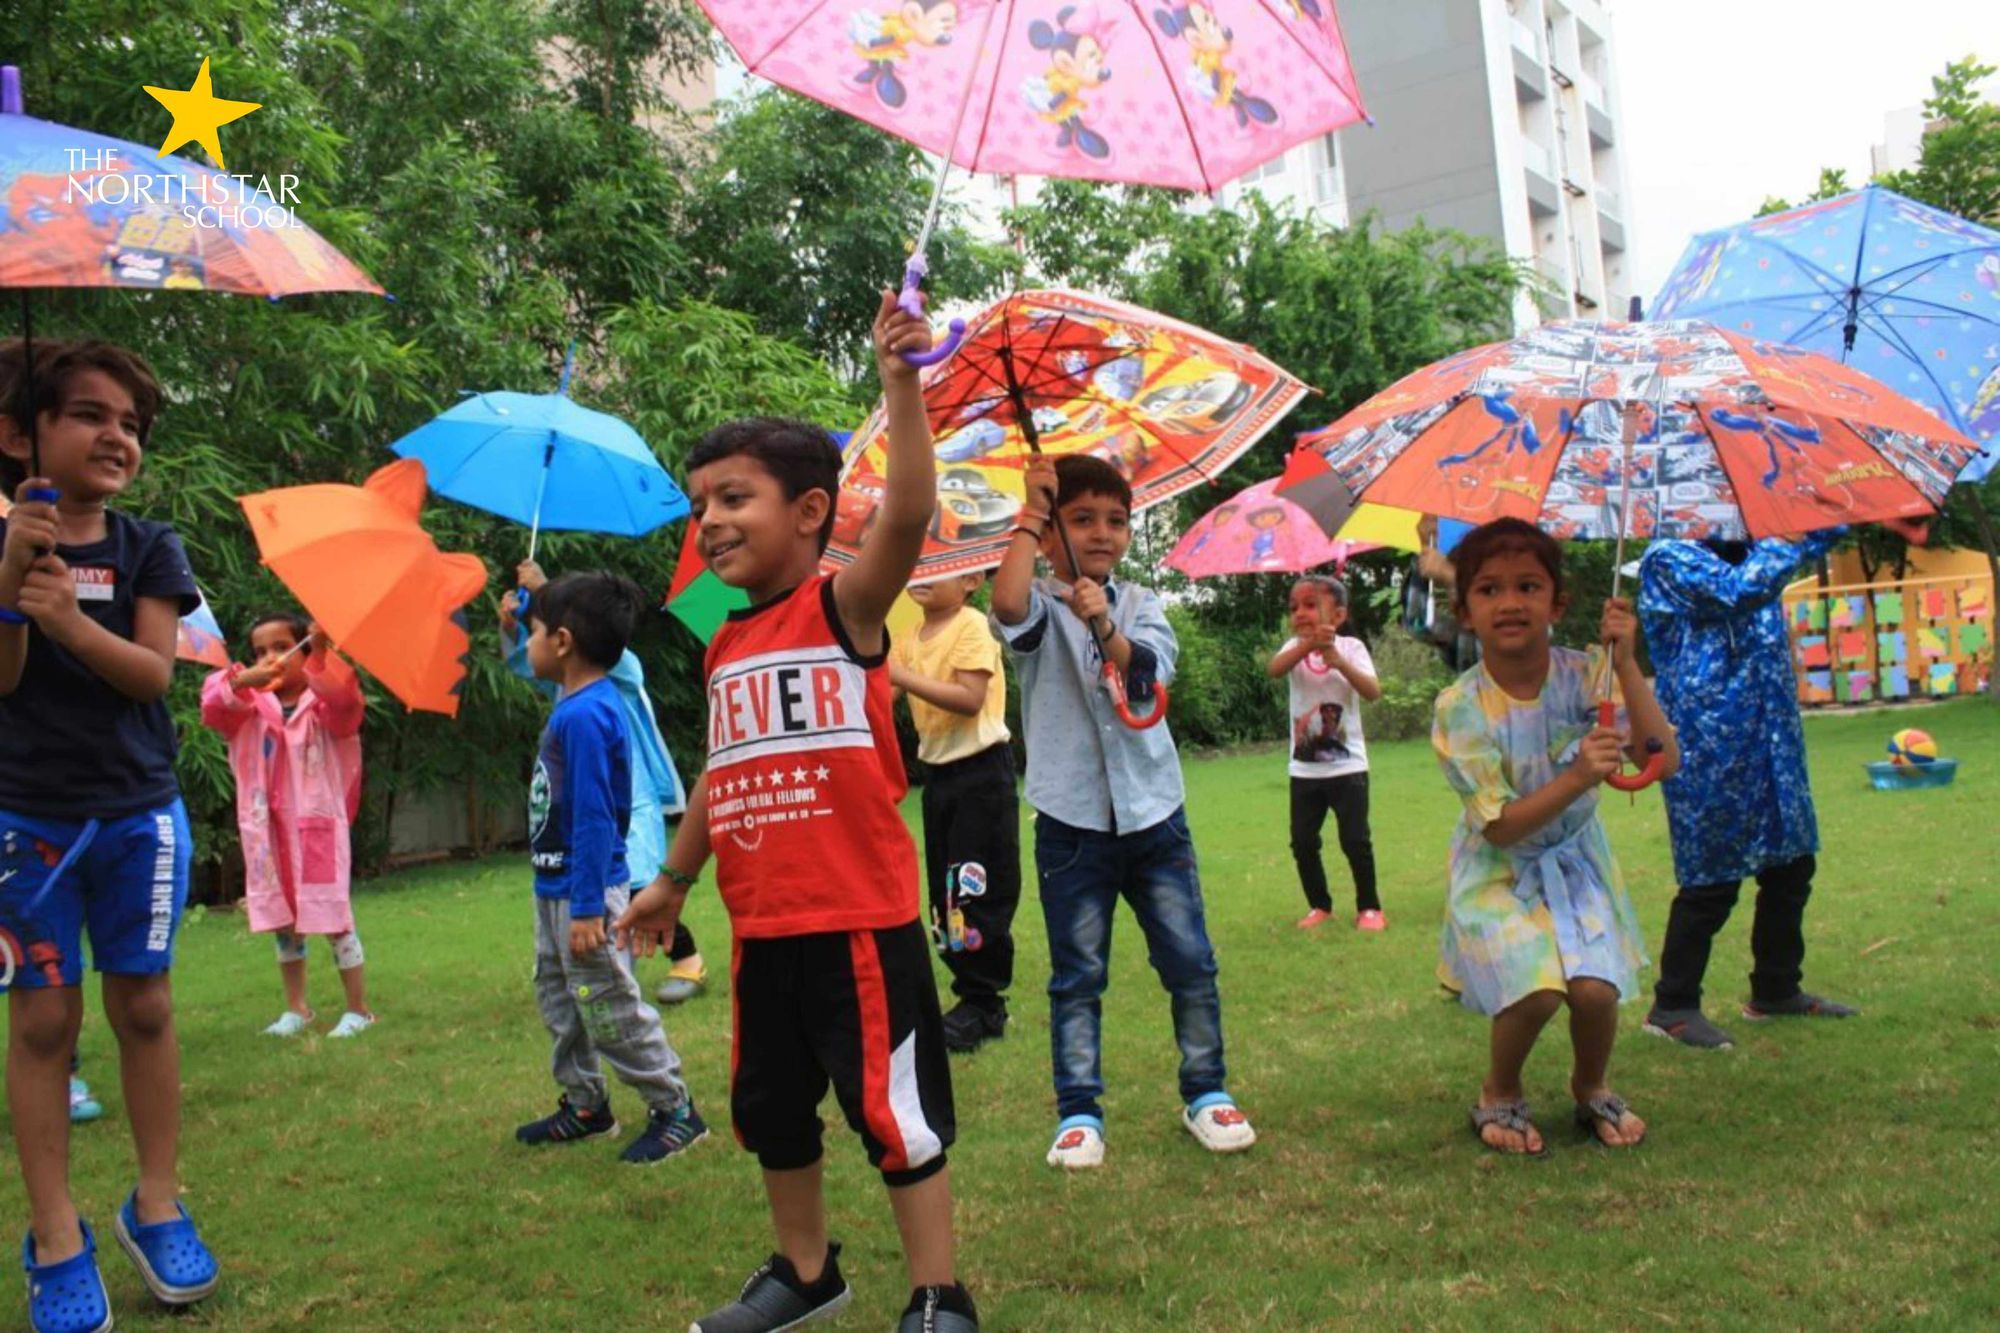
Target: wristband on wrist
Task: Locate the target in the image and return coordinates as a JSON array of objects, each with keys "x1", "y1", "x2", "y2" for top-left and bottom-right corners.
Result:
[
  {"x1": 1012, "y1": 523, "x2": 1046, "y2": 541},
  {"x1": 661, "y1": 865, "x2": 697, "y2": 890}
]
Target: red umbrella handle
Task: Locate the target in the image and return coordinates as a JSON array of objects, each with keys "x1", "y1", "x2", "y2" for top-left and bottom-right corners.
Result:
[
  {"x1": 1103, "y1": 660, "x2": 1169, "y2": 731},
  {"x1": 1599, "y1": 698, "x2": 1666, "y2": 793},
  {"x1": 895, "y1": 259, "x2": 966, "y2": 367}
]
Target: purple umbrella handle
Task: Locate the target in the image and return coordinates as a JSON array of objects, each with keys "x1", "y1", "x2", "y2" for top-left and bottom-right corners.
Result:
[
  {"x1": 895, "y1": 258, "x2": 965, "y2": 368},
  {"x1": 0, "y1": 485, "x2": 60, "y2": 624}
]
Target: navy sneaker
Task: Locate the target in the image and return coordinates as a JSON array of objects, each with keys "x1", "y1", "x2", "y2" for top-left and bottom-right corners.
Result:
[
  {"x1": 515, "y1": 1094, "x2": 617, "y2": 1146},
  {"x1": 621, "y1": 1101, "x2": 709, "y2": 1165}
]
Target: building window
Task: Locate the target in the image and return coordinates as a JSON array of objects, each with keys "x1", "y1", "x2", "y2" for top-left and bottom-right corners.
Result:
[{"x1": 1241, "y1": 152, "x2": 1289, "y2": 185}]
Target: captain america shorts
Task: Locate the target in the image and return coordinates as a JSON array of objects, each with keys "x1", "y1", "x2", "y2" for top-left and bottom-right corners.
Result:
[{"x1": 0, "y1": 800, "x2": 191, "y2": 990}]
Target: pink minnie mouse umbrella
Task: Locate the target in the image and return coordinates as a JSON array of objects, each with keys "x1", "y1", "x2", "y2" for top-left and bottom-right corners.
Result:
[
  {"x1": 694, "y1": 2, "x2": 1369, "y2": 362},
  {"x1": 1165, "y1": 475, "x2": 1377, "y2": 578}
]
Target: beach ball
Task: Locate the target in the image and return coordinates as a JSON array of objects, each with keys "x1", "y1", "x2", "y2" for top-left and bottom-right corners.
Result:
[{"x1": 1887, "y1": 728, "x2": 1938, "y2": 766}]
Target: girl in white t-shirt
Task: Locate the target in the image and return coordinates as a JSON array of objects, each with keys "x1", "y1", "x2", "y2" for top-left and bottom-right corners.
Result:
[{"x1": 1266, "y1": 577, "x2": 1385, "y2": 930}]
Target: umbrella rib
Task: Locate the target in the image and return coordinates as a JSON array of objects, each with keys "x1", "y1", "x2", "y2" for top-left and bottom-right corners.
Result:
[
  {"x1": 1856, "y1": 283, "x2": 2000, "y2": 327},
  {"x1": 1862, "y1": 314, "x2": 1973, "y2": 435},
  {"x1": 1848, "y1": 239, "x2": 1992, "y2": 294},
  {"x1": 1132, "y1": 12, "x2": 1223, "y2": 193},
  {"x1": 739, "y1": 1, "x2": 842, "y2": 72},
  {"x1": 1248, "y1": 0, "x2": 1368, "y2": 119},
  {"x1": 1688, "y1": 404, "x2": 1774, "y2": 541},
  {"x1": 415, "y1": 418, "x2": 537, "y2": 501},
  {"x1": 961, "y1": 1, "x2": 1021, "y2": 173}
]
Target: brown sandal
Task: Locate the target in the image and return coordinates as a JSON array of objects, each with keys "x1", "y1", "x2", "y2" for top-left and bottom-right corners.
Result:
[
  {"x1": 1469, "y1": 1099, "x2": 1550, "y2": 1158},
  {"x1": 1574, "y1": 1091, "x2": 1646, "y2": 1147}
]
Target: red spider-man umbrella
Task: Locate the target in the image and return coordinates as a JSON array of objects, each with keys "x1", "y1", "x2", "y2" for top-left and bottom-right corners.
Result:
[{"x1": 1281, "y1": 317, "x2": 1982, "y2": 790}]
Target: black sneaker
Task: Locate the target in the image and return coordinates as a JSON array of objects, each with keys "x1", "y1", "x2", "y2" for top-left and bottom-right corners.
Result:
[
  {"x1": 622, "y1": 1100, "x2": 709, "y2": 1165},
  {"x1": 941, "y1": 1002, "x2": 1006, "y2": 1054},
  {"x1": 899, "y1": 1283, "x2": 980, "y2": 1332},
  {"x1": 515, "y1": 1094, "x2": 617, "y2": 1145},
  {"x1": 691, "y1": 1245, "x2": 850, "y2": 1333}
]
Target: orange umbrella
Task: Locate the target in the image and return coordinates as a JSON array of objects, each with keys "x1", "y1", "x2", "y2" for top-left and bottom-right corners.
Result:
[{"x1": 239, "y1": 458, "x2": 487, "y2": 716}]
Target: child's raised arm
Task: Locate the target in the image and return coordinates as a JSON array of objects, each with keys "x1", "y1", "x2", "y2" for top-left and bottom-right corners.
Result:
[
  {"x1": 832, "y1": 291, "x2": 936, "y2": 654},
  {"x1": 992, "y1": 455, "x2": 1056, "y2": 626}
]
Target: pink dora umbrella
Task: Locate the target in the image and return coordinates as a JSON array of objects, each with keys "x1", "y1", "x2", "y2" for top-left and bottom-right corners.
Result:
[
  {"x1": 695, "y1": 2, "x2": 1369, "y2": 361},
  {"x1": 1165, "y1": 475, "x2": 1377, "y2": 578}
]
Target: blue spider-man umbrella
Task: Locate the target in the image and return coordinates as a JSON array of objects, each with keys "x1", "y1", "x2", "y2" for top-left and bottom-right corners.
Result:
[
  {"x1": 1653, "y1": 185, "x2": 2000, "y2": 483},
  {"x1": 389, "y1": 348, "x2": 687, "y2": 560}
]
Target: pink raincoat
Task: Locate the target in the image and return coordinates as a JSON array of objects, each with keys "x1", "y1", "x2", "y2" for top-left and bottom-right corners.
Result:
[{"x1": 200, "y1": 653, "x2": 365, "y2": 934}]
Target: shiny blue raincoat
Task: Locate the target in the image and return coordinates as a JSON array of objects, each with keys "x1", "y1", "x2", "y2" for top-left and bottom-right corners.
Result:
[{"x1": 1637, "y1": 534, "x2": 1841, "y2": 887}]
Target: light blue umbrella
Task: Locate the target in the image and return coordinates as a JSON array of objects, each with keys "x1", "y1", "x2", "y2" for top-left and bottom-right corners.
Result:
[
  {"x1": 1653, "y1": 185, "x2": 2000, "y2": 481},
  {"x1": 390, "y1": 349, "x2": 688, "y2": 559}
]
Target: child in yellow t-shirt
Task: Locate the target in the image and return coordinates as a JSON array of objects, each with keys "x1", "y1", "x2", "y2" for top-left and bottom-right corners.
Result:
[{"x1": 890, "y1": 573, "x2": 1020, "y2": 1054}]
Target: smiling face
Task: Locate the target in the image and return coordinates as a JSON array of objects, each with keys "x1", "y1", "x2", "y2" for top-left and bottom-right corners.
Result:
[
  {"x1": 1042, "y1": 490, "x2": 1130, "y2": 582},
  {"x1": 687, "y1": 453, "x2": 829, "y2": 599},
  {"x1": 1458, "y1": 549, "x2": 1565, "y2": 657},
  {"x1": 0, "y1": 368, "x2": 144, "y2": 503}
]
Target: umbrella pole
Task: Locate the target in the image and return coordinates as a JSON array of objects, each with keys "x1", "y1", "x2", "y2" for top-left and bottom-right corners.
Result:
[
  {"x1": 526, "y1": 437, "x2": 554, "y2": 566},
  {"x1": 20, "y1": 289, "x2": 38, "y2": 480},
  {"x1": 1603, "y1": 400, "x2": 1641, "y2": 704}
]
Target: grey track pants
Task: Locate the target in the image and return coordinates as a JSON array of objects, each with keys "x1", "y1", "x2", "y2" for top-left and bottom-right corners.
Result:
[{"x1": 533, "y1": 886, "x2": 688, "y2": 1113}]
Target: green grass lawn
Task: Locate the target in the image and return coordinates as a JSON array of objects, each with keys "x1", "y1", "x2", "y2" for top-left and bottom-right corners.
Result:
[{"x1": 29, "y1": 700, "x2": 2000, "y2": 1330}]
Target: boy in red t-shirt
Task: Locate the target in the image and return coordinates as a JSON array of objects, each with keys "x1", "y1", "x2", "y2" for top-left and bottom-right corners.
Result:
[{"x1": 619, "y1": 294, "x2": 974, "y2": 1333}]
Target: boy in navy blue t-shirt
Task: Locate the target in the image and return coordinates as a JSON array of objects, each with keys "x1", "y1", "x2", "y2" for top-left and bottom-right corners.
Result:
[
  {"x1": 514, "y1": 572, "x2": 705, "y2": 1165},
  {"x1": 0, "y1": 338, "x2": 218, "y2": 1329}
]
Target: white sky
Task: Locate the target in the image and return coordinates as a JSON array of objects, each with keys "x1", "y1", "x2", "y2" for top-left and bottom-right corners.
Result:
[{"x1": 1616, "y1": 0, "x2": 1997, "y2": 304}]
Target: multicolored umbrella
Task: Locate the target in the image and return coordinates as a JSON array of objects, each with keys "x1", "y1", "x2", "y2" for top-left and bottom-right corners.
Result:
[
  {"x1": 1284, "y1": 319, "x2": 1980, "y2": 543},
  {"x1": 693, "y1": 3, "x2": 1368, "y2": 360},
  {"x1": 0, "y1": 65, "x2": 381, "y2": 298},
  {"x1": 1653, "y1": 185, "x2": 2000, "y2": 482},
  {"x1": 176, "y1": 589, "x2": 229, "y2": 668},
  {"x1": 1164, "y1": 475, "x2": 1378, "y2": 578},
  {"x1": 240, "y1": 458, "x2": 487, "y2": 716},
  {"x1": 821, "y1": 287, "x2": 1306, "y2": 582},
  {"x1": 662, "y1": 521, "x2": 748, "y2": 645}
]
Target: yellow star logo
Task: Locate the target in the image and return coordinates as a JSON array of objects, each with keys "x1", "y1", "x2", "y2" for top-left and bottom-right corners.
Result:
[{"x1": 143, "y1": 58, "x2": 261, "y2": 171}]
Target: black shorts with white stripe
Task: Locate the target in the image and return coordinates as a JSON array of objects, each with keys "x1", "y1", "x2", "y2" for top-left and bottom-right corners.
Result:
[{"x1": 730, "y1": 921, "x2": 956, "y2": 1186}]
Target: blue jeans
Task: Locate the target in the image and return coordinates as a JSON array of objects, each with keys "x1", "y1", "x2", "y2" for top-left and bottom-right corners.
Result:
[{"x1": 1035, "y1": 808, "x2": 1226, "y2": 1121}]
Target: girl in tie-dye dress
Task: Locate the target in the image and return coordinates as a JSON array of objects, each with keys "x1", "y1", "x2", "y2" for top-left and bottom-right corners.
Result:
[{"x1": 1429, "y1": 519, "x2": 1679, "y2": 1157}]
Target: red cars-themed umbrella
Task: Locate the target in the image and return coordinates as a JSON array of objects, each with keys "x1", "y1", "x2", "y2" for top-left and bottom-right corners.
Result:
[{"x1": 825, "y1": 288, "x2": 1306, "y2": 580}]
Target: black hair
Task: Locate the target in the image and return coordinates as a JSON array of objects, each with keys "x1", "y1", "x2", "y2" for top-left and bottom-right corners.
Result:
[
  {"x1": 0, "y1": 338, "x2": 163, "y2": 492},
  {"x1": 249, "y1": 612, "x2": 312, "y2": 654},
  {"x1": 530, "y1": 572, "x2": 645, "y2": 670},
  {"x1": 1702, "y1": 538, "x2": 1751, "y2": 566},
  {"x1": 1450, "y1": 517, "x2": 1566, "y2": 616},
  {"x1": 1295, "y1": 575, "x2": 1347, "y2": 608},
  {"x1": 1054, "y1": 453, "x2": 1132, "y2": 513},
  {"x1": 686, "y1": 417, "x2": 843, "y2": 553}
]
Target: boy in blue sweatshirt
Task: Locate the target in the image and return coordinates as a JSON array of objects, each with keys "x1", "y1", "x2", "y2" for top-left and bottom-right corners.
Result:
[{"x1": 514, "y1": 572, "x2": 705, "y2": 1165}]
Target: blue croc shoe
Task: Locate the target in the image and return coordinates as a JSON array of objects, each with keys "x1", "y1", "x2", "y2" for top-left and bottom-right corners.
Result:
[
  {"x1": 22, "y1": 1220, "x2": 113, "y2": 1333},
  {"x1": 112, "y1": 1193, "x2": 216, "y2": 1306}
]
